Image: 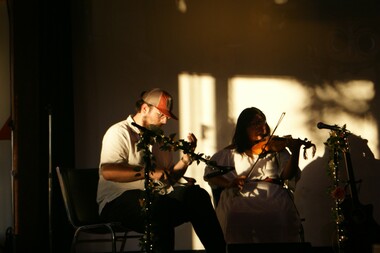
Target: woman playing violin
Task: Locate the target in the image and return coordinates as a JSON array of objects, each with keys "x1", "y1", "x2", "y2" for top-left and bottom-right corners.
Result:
[{"x1": 204, "y1": 107, "x2": 306, "y2": 244}]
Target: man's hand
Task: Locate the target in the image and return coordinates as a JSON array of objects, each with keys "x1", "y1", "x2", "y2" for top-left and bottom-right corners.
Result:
[
  {"x1": 149, "y1": 168, "x2": 168, "y2": 181},
  {"x1": 187, "y1": 132, "x2": 197, "y2": 152}
]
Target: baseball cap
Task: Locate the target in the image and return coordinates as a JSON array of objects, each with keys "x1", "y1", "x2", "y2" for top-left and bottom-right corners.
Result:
[{"x1": 142, "y1": 88, "x2": 178, "y2": 120}]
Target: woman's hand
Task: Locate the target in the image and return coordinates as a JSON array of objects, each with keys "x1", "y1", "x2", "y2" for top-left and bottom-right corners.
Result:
[
  {"x1": 228, "y1": 175, "x2": 247, "y2": 190},
  {"x1": 286, "y1": 138, "x2": 303, "y2": 153}
]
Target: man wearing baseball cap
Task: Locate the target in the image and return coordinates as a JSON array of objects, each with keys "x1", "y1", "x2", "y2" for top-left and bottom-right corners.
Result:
[
  {"x1": 97, "y1": 88, "x2": 226, "y2": 252},
  {"x1": 141, "y1": 88, "x2": 178, "y2": 120}
]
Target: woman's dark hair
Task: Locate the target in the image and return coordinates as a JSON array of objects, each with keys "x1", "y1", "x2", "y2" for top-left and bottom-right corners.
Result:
[{"x1": 231, "y1": 107, "x2": 269, "y2": 153}]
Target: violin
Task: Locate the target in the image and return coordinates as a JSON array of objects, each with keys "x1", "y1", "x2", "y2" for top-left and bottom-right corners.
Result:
[{"x1": 251, "y1": 135, "x2": 316, "y2": 159}]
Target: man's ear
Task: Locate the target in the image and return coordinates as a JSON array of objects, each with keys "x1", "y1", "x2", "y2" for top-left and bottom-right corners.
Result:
[{"x1": 141, "y1": 103, "x2": 150, "y2": 115}]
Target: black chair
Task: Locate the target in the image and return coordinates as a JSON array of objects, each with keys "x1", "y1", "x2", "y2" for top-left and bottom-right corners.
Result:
[
  {"x1": 211, "y1": 187, "x2": 224, "y2": 207},
  {"x1": 56, "y1": 166, "x2": 142, "y2": 253}
]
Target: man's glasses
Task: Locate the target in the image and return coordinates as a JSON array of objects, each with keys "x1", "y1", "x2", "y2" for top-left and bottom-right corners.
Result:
[{"x1": 152, "y1": 107, "x2": 170, "y2": 120}]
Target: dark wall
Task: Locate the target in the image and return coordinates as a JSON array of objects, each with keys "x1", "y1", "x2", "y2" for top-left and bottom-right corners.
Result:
[
  {"x1": 10, "y1": 0, "x2": 74, "y2": 252},
  {"x1": 71, "y1": 0, "x2": 380, "y2": 169}
]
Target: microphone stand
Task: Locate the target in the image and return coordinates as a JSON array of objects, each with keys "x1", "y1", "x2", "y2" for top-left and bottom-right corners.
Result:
[
  {"x1": 132, "y1": 122, "x2": 229, "y2": 252},
  {"x1": 47, "y1": 105, "x2": 53, "y2": 253},
  {"x1": 133, "y1": 124, "x2": 154, "y2": 252},
  {"x1": 141, "y1": 146, "x2": 153, "y2": 253},
  {"x1": 319, "y1": 123, "x2": 349, "y2": 253}
]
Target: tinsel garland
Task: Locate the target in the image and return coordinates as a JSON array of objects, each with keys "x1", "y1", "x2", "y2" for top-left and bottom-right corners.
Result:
[{"x1": 324, "y1": 124, "x2": 350, "y2": 251}]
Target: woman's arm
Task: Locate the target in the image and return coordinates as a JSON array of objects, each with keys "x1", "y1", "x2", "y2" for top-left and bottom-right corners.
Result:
[{"x1": 280, "y1": 139, "x2": 302, "y2": 180}]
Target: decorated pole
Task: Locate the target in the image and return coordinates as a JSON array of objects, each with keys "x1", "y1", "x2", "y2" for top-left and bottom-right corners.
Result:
[
  {"x1": 132, "y1": 122, "x2": 233, "y2": 251},
  {"x1": 324, "y1": 124, "x2": 349, "y2": 253}
]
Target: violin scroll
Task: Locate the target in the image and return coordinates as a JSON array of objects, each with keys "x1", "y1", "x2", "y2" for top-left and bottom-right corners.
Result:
[
  {"x1": 294, "y1": 137, "x2": 317, "y2": 159},
  {"x1": 277, "y1": 136, "x2": 316, "y2": 159},
  {"x1": 252, "y1": 135, "x2": 316, "y2": 160}
]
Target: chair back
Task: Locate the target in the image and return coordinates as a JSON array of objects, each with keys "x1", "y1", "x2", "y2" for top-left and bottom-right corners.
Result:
[
  {"x1": 56, "y1": 167, "x2": 101, "y2": 227},
  {"x1": 212, "y1": 187, "x2": 224, "y2": 207}
]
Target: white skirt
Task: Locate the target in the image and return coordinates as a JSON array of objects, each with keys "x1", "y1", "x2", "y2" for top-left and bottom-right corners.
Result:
[{"x1": 216, "y1": 181, "x2": 302, "y2": 244}]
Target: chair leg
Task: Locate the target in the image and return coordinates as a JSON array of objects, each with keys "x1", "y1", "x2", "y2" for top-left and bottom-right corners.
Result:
[
  {"x1": 108, "y1": 228, "x2": 117, "y2": 253},
  {"x1": 119, "y1": 232, "x2": 128, "y2": 253},
  {"x1": 71, "y1": 230, "x2": 80, "y2": 253},
  {"x1": 71, "y1": 238, "x2": 77, "y2": 253},
  {"x1": 70, "y1": 226, "x2": 122, "y2": 253}
]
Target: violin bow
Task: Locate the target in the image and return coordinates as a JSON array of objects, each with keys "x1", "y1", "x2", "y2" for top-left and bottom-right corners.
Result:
[
  {"x1": 258, "y1": 112, "x2": 286, "y2": 155},
  {"x1": 246, "y1": 112, "x2": 286, "y2": 179}
]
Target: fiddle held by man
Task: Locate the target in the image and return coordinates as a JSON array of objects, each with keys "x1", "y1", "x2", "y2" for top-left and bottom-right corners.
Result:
[{"x1": 203, "y1": 107, "x2": 315, "y2": 244}]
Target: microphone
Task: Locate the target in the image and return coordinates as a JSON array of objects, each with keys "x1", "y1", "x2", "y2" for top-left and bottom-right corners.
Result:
[{"x1": 317, "y1": 122, "x2": 341, "y2": 131}]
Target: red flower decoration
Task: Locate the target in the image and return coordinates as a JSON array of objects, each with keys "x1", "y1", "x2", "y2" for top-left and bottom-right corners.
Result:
[{"x1": 331, "y1": 186, "x2": 346, "y2": 201}]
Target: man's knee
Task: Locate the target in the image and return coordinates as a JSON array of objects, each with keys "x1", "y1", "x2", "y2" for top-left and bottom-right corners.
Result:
[{"x1": 186, "y1": 185, "x2": 211, "y2": 202}]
